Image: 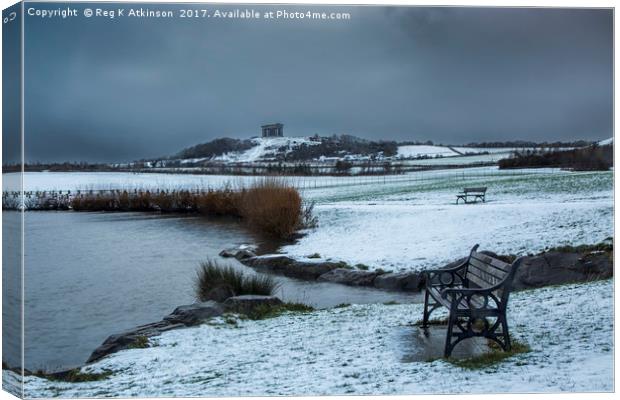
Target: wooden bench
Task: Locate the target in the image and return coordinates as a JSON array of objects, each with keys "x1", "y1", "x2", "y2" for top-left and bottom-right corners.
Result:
[
  {"x1": 421, "y1": 244, "x2": 524, "y2": 357},
  {"x1": 456, "y1": 187, "x2": 487, "y2": 204}
]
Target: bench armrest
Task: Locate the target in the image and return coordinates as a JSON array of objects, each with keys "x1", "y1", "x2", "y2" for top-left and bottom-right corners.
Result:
[
  {"x1": 426, "y1": 258, "x2": 468, "y2": 275},
  {"x1": 425, "y1": 259, "x2": 468, "y2": 288}
]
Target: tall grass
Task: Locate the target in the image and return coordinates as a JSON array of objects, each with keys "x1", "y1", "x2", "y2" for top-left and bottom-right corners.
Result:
[
  {"x1": 195, "y1": 260, "x2": 279, "y2": 302},
  {"x1": 238, "y1": 179, "x2": 303, "y2": 239}
]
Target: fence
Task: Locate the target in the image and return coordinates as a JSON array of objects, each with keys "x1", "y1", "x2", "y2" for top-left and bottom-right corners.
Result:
[{"x1": 3, "y1": 166, "x2": 566, "y2": 210}]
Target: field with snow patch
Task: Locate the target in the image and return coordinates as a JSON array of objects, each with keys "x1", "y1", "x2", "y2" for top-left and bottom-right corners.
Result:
[
  {"x1": 284, "y1": 168, "x2": 612, "y2": 271},
  {"x1": 18, "y1": 279, "x2": 613, "y2": 396}
]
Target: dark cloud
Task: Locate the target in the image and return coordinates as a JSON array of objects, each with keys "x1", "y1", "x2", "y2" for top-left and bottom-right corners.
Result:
[{"x1": 21, "y1": 4, "x2": 612, "y2": 162}]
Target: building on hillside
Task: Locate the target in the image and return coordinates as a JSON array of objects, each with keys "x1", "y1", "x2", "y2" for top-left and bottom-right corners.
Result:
[{"x1": 261, "y1": 123, "x2": 284, "y2": 137}]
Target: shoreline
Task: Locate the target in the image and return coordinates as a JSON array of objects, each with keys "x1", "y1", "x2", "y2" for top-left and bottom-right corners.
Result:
[{"x1": 228, "y1": 241, "x2": 613, "y2": 293}]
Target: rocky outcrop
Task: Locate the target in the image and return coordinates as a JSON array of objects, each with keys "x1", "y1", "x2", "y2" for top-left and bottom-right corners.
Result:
[
  {"x1": 512, "y1": 250, "x2": 612, "y2": 290},
  {"x1": 237, "y1": 247, "x2": 612, "y2": 294},
  {"x1": 317, "y1": 268, "x2": 381, "y2": 286},
  {"x1": 163, "y1": 301, "x2": 224, "y2": 326},
  {"x1": 373, "y1": 272, "x2": 424, "y2": 291},
  {"x1": 87, "y1": 319, "x2": 188, "y2": 363},
  {"x1": 88, "y1": 296, "x2": 283, "y2": 363},
  {"x1": 241, "y1": 256, "x2": 342, "y2": 280}
]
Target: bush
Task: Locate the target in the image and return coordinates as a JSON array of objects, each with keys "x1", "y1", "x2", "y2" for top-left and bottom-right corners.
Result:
[
  {"x1": 195, "y1": 260, "x2": 279, "y2": 302},
  {"x1": 239, "y1": 179, "x2": 303, "y2": 239},
  {"x1": 498, "y1": 144, "x2": 612, "y2": 171}
]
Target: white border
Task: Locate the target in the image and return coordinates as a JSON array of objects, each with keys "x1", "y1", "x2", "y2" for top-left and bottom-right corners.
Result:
[{"x1": 0, "y1": 2, "x2": 616, "y2": 400}]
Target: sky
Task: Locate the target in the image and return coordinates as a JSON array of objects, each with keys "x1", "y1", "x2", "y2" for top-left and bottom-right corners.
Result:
[{"x1": 8, "y1": 4, "x2": 614, "y2": 162}]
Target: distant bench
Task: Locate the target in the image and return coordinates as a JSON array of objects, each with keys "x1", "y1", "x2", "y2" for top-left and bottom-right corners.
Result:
[
  {"x1": 421, "y1": 244, "x2": 524, "y2": 357},
  {"x1": 456, "y1": 187, "x2": 487, "y2": 204}
]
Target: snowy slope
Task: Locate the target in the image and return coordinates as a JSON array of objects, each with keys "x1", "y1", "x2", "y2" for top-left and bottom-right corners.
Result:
[
  {"x1": 213, "y1": 137, "x2": 321, "y2": 162},
  {"x1": 20, "y1": 280, "x2": 613, "y2": 396},
  {"x1": 598, "y1": 137, "x2": 613, "y2": 146},
  {"x1": 396, "y1": 145, "x2": 460, "y2": 158}
]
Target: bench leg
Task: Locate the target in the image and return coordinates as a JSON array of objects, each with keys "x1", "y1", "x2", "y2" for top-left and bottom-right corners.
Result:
[
  {"x1": 444, "y1": 313, "x2": 456, "y2": 357},
  {"x1": 422, "y1": 289, "x2": 431, "y2": 328},
  {"x1": 501, "y1": 314, "x2": 511, "y2": 352}
]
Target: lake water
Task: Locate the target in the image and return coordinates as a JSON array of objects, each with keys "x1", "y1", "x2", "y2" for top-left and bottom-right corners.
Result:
[{"x1": 13, "y1": 211, "x2": 418, "y2": 372}]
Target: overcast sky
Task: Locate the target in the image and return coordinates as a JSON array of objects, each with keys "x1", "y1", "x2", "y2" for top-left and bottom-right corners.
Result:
[{"x1": 16, "y1": 4, "x2": 613, "y2": 162}]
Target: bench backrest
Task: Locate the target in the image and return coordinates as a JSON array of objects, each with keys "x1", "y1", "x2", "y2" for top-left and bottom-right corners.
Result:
[
  {"x1": 463, "y1": 187, "x2": 487, "y2": 194},
  {"x1": 465, "y1": 246, "x2": 519, "y2": 303}
]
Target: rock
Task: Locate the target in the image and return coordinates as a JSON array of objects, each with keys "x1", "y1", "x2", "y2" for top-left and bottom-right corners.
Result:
[
  {"x1": 373, "y1": 272, "x2": 424, "y2": 291},
  {"x1": 219, "y1": 249, "x2": 236, "y2": 257},
  {"x1": 241, "y1": 256, "x2": 341, "y2": 280},
  {"x1": 512, "y1": 251, "x2": 612, "y2": 290},
  {"x1": 317, "y1": 268, "x2": 380, "y2": 286},
  {"x1": 219, "y1": 245, "x2": 257, "y2": 259},
  {"x1": 223, "y1": 295, "x2": 283, "y2": 315},
  {"x1": 163, "y1": 301, "x2": 224, "y2": 326},
  {"x1": 234, "y1": 249, "x2": 257, "y2": 260},
  {"x1": 88, "y1": 301, "x2": 225, "y2": 363},
  {"x1": 202, "y1": 285, "x2": 236, "y2": 302}
]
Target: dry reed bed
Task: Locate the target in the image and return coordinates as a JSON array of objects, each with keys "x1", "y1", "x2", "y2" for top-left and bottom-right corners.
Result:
[{"x1": 4, "y1": 180, "x2": 309, "y2": 239}]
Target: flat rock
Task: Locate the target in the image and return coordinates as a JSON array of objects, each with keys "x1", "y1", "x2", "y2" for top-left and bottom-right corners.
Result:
[
  {"x1": 223, "y1": 295, "x2": 283, "y2": 314},
  {"x1": 241, "y1": 256, "x2": 341, "y2": 280},
  {"x1": 513, "y1": 251, "x2": 612, "y2": 290},
  {"x1": 317, "y1": 268, "x2": 380, "y2": 286},
  {"x1": 164, "y1": 301, "x2": 224, "y2": 326},
  {"x1": 88, "y1": 302, "x2": 224, "y2": 363},
  {"x1": 373, "y1": 272, "x2": 423, "y2": 291}
]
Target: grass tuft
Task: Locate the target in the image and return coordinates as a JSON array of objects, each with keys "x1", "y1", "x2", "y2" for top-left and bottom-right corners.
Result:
[
  {"x1": 127, "y1": 335, "x2": 150, "y2": 349},
  {"x1": 447, "y1": 339, "x2": 531, "y2": 369},
  {"x1": 195, "y1": 260, "x2": 279, "y2": 302},
  {"x1": 245, "y1": 302, "x2": 314, "y2": 320}
]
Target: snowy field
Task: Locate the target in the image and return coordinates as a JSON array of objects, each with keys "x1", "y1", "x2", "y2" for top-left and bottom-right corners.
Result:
[
  {"x1": 397, "y1": 144, "x2": 462, "y2": 158},
  {"x1": 396, "y1": 145, "x2": 535, "y2": 159},
  {"x1": 284, "y1": 168, "x2": 613, "y2": 271},
  {"x1": 11, "y1": 166, "x2": 567, "y2": 192},
  {"x1": 18, "y1": 279, "x2": 613, "y2": 397}
]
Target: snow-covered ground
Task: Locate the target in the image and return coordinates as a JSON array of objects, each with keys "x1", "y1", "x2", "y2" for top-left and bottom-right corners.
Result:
[
  {"x1": 10, "y1": 166, "x2": 567, "y2": 192},
  {"x1": 397, "y1": 145, "x2": 461, "y2": 158},
  {"x1": 18, "y1": 279, "x2": 613, "y2": 397},
  {"x1": 284, "y1": 169, "x2": 612, "y2": 271},
  {"x1": 396, "y1": 145, "x2": 532, "y2": 159}
]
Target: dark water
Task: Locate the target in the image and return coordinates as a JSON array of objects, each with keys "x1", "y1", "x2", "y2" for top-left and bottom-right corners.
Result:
[
  {"x1": 3, "y1": 212, "x2": 23, "y2": 371},
  {"x1": 16, "y1": 211, "x2": 419, "y2": 372}
]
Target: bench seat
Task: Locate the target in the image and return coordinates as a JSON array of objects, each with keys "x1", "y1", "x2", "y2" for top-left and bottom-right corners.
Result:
[{"x1": 456, "y1": 187, "x2": 487, "y2": 204}]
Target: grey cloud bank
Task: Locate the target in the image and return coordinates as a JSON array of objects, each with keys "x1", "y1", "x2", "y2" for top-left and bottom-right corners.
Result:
[{"x1": 19, "y1": 4, "x2": 612, "y2": 162}]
